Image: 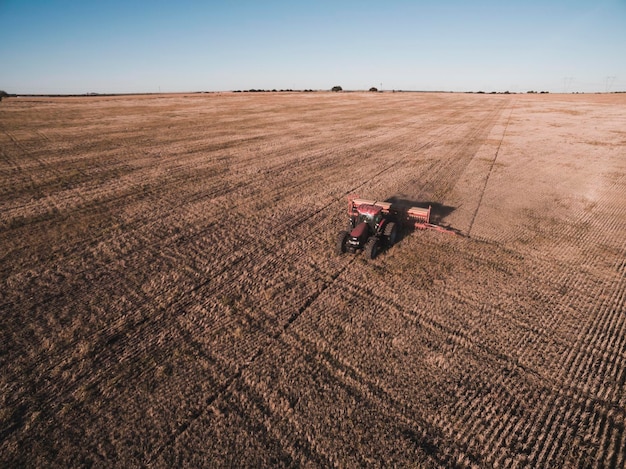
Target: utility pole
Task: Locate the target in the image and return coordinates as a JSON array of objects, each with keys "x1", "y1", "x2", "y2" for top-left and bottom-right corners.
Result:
[
  {"x1": 605, "y1": 76, "x2": 616, "y2": 93},
  {"x1": 563, "y1": 77, "x2": 574, "y2": 93}
]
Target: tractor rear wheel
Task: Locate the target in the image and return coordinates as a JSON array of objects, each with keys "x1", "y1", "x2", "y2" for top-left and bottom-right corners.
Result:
[
  {"x1": 383, "y1": 221, "x2": 398, "y2": 246},
  {"x1": 364, "y1": 237, "x2": 380, "y2": 259},
  {"x1": 336, "y1": 230, "x2": 349, "y2": 254}
]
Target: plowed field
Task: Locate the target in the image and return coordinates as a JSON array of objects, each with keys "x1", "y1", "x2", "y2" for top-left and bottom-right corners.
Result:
[{"x1": 1, "y1": 92, "x2": 625, "y2": 468}]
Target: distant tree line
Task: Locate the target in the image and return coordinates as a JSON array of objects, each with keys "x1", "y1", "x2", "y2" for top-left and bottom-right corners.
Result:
[
  {"x1": 230, "y1": 86, "x2": 386, "y2": 93},
  {"x1": 232, "y1": 89, "x2": 316, "y2": 93},
  {"x1": 0, "y1": 90, "x2": 8, "y2": 102}
]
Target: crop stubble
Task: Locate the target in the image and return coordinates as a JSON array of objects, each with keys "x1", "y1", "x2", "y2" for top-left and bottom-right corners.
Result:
[{"x1": 1, "y1": 92, "x2": 625, "y2": 467}]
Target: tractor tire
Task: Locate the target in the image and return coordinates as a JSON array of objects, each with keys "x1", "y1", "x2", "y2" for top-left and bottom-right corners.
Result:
[
  {"x1": 336, "y1": 230, "x2": 349, "y2": 255},
  {"x1": 383, "y1": 221, "x2": 398, "y2": 246},
  {"x1": 364, "y1": 237, "x2": 380, "y2": 259}
]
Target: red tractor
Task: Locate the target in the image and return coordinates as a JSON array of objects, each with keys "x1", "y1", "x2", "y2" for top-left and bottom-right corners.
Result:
[
  {"x1": 336, "y1": 196, "x2": 450, "y2": 259},
  {"x1": 336, "y1": 202, "x2": 398, "y2": 259}
]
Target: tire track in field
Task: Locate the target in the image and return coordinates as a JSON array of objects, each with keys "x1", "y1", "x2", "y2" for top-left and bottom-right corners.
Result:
[
  {"x1": 397, "y1": 97, "x2": 510, "y2": 207},
  {"x1": 0, "y1": 127, "x2": 65, "y2": 216},
  {"x1": 155, "y1": 261, "x2": 464, "y2": 461},
  {"x1": 235, "y1": 330, "x2": 461, "y2": 468},
  {"x1": 467, "y1": 101, "x2": 514, "y2": 236},
  {"x1": 144, "y1": 241, "x2": 361, "y2": 466},
  {"x1": 270, "y1": 300, "x2": 480, "y2": 466},
  {"x1": 241, "y1": 251, "x2": 527, "y2": 466}
]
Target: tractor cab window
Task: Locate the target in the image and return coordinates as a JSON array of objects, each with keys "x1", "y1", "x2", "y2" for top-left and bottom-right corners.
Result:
[
  {"x1": 358, "y1": 213, "x2": 372, "y2": 225},
  {"x1": 358, "y1": 212, "x2": 380, "y2": 229}
]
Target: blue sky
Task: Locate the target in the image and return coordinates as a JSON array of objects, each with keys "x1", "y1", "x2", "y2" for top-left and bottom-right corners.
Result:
[{"x1": 1, "y1": 0, "x2": 625, "y2": 94}]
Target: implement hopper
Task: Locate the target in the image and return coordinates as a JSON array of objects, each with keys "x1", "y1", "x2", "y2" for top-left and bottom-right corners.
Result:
[{"x1": 348, "y1": 196, "x2": 455, "y2": 233}]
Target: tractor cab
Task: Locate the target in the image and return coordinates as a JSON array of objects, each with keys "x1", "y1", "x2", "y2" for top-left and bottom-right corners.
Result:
[
  {"x1": 346, "y1": 204, "x2": 384, "y2": 248},
  {"x1": 354, "y1": 204, "x2": 383, "y2": 231}
]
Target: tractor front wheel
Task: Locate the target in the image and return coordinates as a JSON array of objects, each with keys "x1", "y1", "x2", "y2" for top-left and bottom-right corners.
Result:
[
  {"x1": 364, "y1": 237, "x2": 380, "y2": 259},
  {"x1": 336, "y1": 231, "x2": 349, "y2": 255}
]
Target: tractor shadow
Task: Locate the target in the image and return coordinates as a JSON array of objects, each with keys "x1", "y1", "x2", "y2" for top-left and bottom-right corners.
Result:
[{"x1": 384, "y1": 196, "x2": 461, "y2": 244}]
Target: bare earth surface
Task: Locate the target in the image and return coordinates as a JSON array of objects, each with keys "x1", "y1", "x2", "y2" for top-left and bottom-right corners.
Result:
[{"x1": 1, "y1": 92, "x2": 625, "y2": 468}]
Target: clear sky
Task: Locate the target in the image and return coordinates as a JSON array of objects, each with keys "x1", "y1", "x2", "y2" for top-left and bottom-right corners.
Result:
[{"x1": 1, "y1": 0, "x2": 625, "y2": 94}]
